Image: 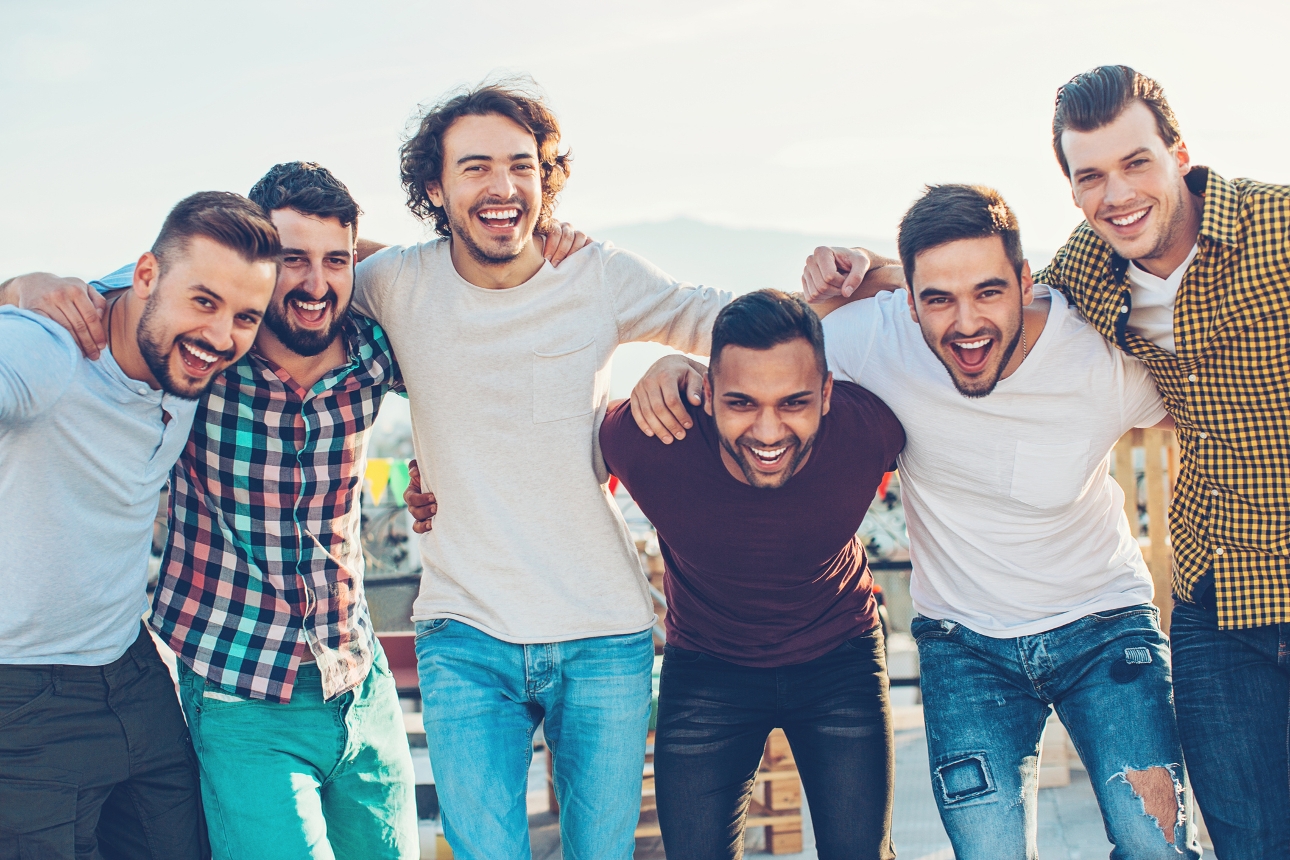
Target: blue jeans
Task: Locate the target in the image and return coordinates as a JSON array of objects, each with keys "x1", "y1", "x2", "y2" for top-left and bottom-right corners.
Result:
[
  {"x1": 1171, "y1": 598, "x2": 1290, "y2": 859},
  {"x1": 912, "y1": 605, "x2": 1201, "y2": 860},
  {"x1": 176, "y1": 641, "x2": 418, "y2": 860},
  {"x1": 414, "y1": 619, "x2": 654, "y2": 860}
]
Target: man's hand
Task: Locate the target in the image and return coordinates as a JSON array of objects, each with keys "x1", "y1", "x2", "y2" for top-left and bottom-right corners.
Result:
[
  {"x1": 540, "y1": 221, "x2": 592, "y2": 267},
  {"x1": 802, "y1": 246, "x2": 874, "y2": 302},
  {"x1": 403, "y1": 459, "x2": 438, "y2": 534},
  {"x1": 0, "y1": 273, "x2": 108, "y2": 359},
  {"x1": 630, "y1": 354, "x2": 708, "y2": 444}
]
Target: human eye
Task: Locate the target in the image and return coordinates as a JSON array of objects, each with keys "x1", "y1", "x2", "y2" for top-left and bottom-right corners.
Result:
[{"x1": 194, "y1": 296, "x2": 214, "y2": 309}]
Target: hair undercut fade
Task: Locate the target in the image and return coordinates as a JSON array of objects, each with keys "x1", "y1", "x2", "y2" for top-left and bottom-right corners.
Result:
[
  {"x1": 248, "y1": 161, "x2": 362, "y2": 239},
  {"x1": 710, "y1": 290, "x2": 827, "y2": 378},
  {"x1": 399, "y1": 77, "x2": 572, "y2": 237},
  {"x1": 1052, "y1": 65, "x2": 1182, "y2": 177},
  {"x1": 898, "y1": 184, "x2": 1024, "y2": 286},
  {"x1": 151, "y1": 191, "x2": 281, "y2": 275}
]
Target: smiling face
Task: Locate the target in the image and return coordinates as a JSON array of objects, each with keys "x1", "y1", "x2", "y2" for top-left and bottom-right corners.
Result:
[
  {"x1": 705, "y1": 338, "x2": 832, "y2": 489},
  {"x1": 134, "y1": 235, "x2": 276, "y2": 398},
  {"x1": 1062, "y1": 101, "x2": 1198, "y2": 270},
  {"x1": 908, "y1": 235, "x2": 1032, "y2": 398},
  {"x1": 261, "y1": 208, "x2": 354, "y2": 356},
  {"x1": 427, "y1": 113, "x2": 543, "y2": 266}
]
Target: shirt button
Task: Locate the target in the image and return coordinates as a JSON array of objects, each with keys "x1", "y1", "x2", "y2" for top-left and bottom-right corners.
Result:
[
  {"x1": 1188, "y1": 374, "x2": 1198, "y2": 382},
  {"x1": 1120, "y1": 305, "x2": 1129, "y2": 314},
  {"x1": 1215, "y1": 547, "x2": 1225, "y2": 556},
  {"x1": 1199, "y1": 432, "x2": 1209, "y2": 439},
  {"x1": 1211, "y1": 489, "x2": 1220, "y2": 496}
]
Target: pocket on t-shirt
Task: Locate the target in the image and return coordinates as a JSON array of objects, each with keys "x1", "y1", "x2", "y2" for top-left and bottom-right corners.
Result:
[
  {"x1": 1008, "y1": 439, "x2": 1091, "y2": 510},
  {"x1": 533, "y1": 339, "x2": 597, "y2": 424}
]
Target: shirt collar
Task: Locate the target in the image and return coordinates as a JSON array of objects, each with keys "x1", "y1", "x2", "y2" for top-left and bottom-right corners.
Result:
[{"x1": 1188, "y1": 166, "x2": 1241, "y2": 249}]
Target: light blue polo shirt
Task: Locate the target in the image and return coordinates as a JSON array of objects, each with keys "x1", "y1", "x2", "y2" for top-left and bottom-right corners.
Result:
[{"x1": 0, "y1": 307, "x2": 197, "y2": 665}]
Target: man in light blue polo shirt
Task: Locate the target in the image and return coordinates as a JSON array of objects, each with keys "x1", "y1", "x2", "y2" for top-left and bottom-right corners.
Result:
[{"x1": 0, "y1": 191, "x2": 278, "y2": 860}]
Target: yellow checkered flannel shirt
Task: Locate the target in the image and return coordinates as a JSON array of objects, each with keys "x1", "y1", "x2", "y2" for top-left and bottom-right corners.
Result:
[{"x1": 1036, "y1": 167, "x2": 1290, "y2": 630}]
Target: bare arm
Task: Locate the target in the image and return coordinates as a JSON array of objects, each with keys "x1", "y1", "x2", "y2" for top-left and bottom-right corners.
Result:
[
  {"x1": 628, "y1": 354, "x2": 708, "y2": 443},
  {"x1": 801, "y1": 246, "x2": 905, "y2": 319}
]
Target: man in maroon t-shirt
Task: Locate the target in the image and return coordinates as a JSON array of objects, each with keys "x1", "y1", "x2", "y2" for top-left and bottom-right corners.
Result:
[{"x1": 600, "y1": 289, "x2": 904, "y2": 860}]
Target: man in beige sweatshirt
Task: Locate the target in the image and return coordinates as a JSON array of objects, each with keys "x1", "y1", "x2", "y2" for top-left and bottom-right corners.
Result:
[{"x1": 357, "y1": 81, "x2": 730, "y2": 859}]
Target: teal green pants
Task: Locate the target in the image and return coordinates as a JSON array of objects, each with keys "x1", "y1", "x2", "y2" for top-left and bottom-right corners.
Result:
[{"x1": 177, "y1": 643, "x2": 418, "y2": 860}]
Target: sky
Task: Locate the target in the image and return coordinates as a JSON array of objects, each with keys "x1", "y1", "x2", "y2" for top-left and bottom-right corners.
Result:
[{"x1": 2, "y1": 0, "x2": 1287, "y2": 281}]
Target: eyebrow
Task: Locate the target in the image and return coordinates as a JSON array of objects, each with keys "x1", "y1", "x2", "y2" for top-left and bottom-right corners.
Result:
[
  {"x1": 281, "y1": 247, "x2": 352, "y2": 258},
  {"x1": 456, "y1": 152, "x2": 537, "y2": 165},
  {"x1": 720, "y1": 389, "x2": 815, "y2": 403}
]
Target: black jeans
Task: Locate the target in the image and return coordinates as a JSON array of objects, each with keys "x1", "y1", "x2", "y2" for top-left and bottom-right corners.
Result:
[
  {"x1": 0, "y1": 624, "x2": 208, "y2": 860},
  {"x1": 1170, "y1": 598, "x2": 1290, "y2": 859},
  {"x1": 654, "y1": 627, "x2": 894, "y2": 860}
]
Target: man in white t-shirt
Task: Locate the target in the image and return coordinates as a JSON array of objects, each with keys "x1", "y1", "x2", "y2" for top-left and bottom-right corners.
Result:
[
  {"x1": 636, "y1": 185, "x2": 1199, "y2": 858},
  {"x1": 354, "y1": 81, "x2": 730, "y2": 859}
]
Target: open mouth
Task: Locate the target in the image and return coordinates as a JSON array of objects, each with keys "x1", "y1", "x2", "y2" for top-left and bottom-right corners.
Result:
[
  {"x1": 949, "y1": 337, "x2": 993, "y2": 374},
  {"x1": 178, "y1": 341, "x2": 220, "y2": 376},
  {"x1": 477, "y1": 207, "x2": 521, "y2": 231},
  {"x1": 289, "y1": 297, "x2": 330, "y2": 327},
  {"x1": 1105, "y1": 206, "x2": 1151, "y2": 234},
  {"x1": 744, "y1": 443, "x2": 790, "y2": 471}
]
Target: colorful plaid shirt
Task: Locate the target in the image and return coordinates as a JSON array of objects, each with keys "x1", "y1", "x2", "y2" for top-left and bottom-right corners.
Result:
[{"x1": 1036, "y1": 168, "x2": 1290, "y2": 630}]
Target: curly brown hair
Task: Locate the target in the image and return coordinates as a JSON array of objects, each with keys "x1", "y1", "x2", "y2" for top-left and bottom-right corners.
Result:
[{"x1": 399, "y1": 78, "x2": 572, "y2": 238}]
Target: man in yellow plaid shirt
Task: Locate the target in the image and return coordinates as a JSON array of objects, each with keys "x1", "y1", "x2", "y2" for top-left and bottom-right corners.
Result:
[{"x1": 1037, "y1": 65, "x2": 1288, "y2": 858}]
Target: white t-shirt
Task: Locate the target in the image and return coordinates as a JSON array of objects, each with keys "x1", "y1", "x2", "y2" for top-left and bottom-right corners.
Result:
[
  {"x1": 823, "y1": 288, "x2": 1167, "y2": 637},
  {"x1": 1125, "y1": 243, "x2": 1198, "y2": 353},
  {"x1": 354, "y1": 240, "x2": 729, "y2": 643}
]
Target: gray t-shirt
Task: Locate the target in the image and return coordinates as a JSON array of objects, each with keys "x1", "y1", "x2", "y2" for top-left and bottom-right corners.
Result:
[
  {"x1": 0, "y1": 308, "x2": 196, "y2": 665},
  {"x1": 355, "y1": 240, "x2": 730, "y2": 643}
]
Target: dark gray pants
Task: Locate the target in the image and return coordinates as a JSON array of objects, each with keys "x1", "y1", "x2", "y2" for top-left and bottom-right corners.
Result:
[{"x1": 0, "y1": 624, "x2": 207, "y2": 860}]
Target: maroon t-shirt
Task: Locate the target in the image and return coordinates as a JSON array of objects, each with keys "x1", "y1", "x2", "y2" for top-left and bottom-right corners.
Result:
[{"x1": 600, "y1": 380, "x2": 904, "y2": 667}]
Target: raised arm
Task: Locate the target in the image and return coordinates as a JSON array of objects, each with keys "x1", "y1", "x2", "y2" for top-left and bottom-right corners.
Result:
[
  {"x1": 0, "y1": 273, "x2": 108, "y2": 358},
  {"x1": 801, "y1": 246, "x2": 905, "y2": 318}
]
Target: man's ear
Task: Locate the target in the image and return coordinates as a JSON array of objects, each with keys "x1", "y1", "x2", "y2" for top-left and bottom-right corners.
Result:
[
  {"x1": 1020, "y1": 260, "x2": 1034, "y2": 306},
  {"x1": 821, "y1": 371, "x2": 833, "y2": 417},
  {"x1": 1174, "y1": 139, "x2": 1192, "y2": 176},
  {"x1": 134, "y1": 251, "x2": 160, "y2": 300},
  {"x1": 426, "y1": 181, "x2": 445, "y2": 209},
  {"x1": 907, "y1": 288, "x2": 919, "y2": 325},
  {"x1": 703, "y1": 374, "x2": 714, "y2": 417}
]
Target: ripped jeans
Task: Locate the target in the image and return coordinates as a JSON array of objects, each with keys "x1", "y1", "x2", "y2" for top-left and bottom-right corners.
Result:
[{"x1": 912, "y1": 605, "x2": 1201, "y2": 860}]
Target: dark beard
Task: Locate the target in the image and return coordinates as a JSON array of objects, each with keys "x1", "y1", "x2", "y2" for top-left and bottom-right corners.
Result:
[
  {"x1": 263, "y1": 289, "x2": 350, "y2": 357},
  {"x1": 718, "y1": 431, "x2": 816, "y2": 489},
  {"x1": 447, "y1": 195, "x2": 531, "y2": 266},
  {"x1": 136, "y1": 295, "x2": 234, "y2": 400}
]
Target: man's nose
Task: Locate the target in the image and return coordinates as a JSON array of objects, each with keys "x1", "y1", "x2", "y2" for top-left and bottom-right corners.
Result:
[
  {"x1": 752, "y1": 406, "x2": 785, "y2": 441},
  {"x1": 486, "y1": 168, "x2": 517, "y2": 200},
  {"x1": 1104, "y1": 170, "x2": 1136, "y2": 207},
  {"x1": 200, "y1": 314, "x2": 236, "y2": 353},
  {"x1": 301, "y1": 263, "x2": 328, "y2": 298},
  {"x1": 954, "y1": 302, "x2": 987, "y2": 336}
]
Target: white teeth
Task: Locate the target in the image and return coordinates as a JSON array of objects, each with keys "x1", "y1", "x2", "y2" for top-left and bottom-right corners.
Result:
[
  {"x1": 293, "y1": 300, "x2": 326, "y2": 311},
  {"x1": 955, "y1": 339, "x2": 990, "y2": 350},
  {"x1": 751, "y1": 446, "x2": 787, "y2": 460},
  {"x1": 480, "y1": 208, "x2": 519, "y2": 220},
  {"x1": 181, "y1": 342, "x2": 217, "y2": 363},
  {"x1": 1110, "y1": 209, "x2": 1148, "y2": 227}
]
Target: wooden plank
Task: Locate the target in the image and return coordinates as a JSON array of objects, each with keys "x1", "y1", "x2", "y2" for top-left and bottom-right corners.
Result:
[
  {"x1": 764, "y1": 728, "x2": 794, "y2": 767},
  {"x1": 1143, "y1": 428, "x2": 1174, "y2": 633},
  {"x1": 1113, "y1": 433, "x2": 1138, "y2": 534},
  {"x1": 767, "y1": 824, "x2": 804, "y2": 853},
  {"x1": 764, "y1": 777, "x2": 801, "y2": 811}
]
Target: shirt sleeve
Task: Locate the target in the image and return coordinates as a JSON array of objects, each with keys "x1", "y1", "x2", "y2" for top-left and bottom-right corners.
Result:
[
  {"x1": 598, "y1": 400, "x2": 634, "y2": 478},
  {"x1": 1118, "y1": 351, "x2": 1169, "y2": 429},
  {"x1": 353, "y1": 245, "x2": 408, "y2": 324},
  {"x1": 88, "y1": 263, "x2": 137, "y2": 294},
  {"x1": 0, "y1": 308, "x2": 81, "y2": 420},
  {"x1": 821, "y1": 297, "x2": 884, "y2": 384},
  {"x1": 602, "y1": 244, "x2": 733, "y2": 355}
]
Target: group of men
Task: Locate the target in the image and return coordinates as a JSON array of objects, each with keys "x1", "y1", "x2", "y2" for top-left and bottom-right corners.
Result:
[{"x1": 0, "y1": 63, "x2": 1285, "y2": 860}]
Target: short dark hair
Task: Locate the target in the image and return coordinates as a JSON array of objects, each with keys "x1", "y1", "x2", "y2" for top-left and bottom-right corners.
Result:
[
  {"x1": 897, "y1": 184, "x2": 1023, "y2": 286},
  {"x1": 399, "y1": 77, "x2": 572, "y2": 237},
  {"x1": 151, "y1": 191, "x2": 281, "y2": 275},
  {"x1": 248, "y1": 161, "x2": 361, "y2": 238},
  {"x1": 710, "y1": 290, "x2": 826, "y2": 378},
  {"x1": 1052, "y1": 65, "x2": 1181, "y2": 177}
]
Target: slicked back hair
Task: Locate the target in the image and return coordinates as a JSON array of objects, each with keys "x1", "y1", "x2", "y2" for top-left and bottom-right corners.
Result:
[
  {"x1": 399, "y1": 77, "x2": 571, "y2": 237},
  {"x1": 710, "y1": 290, "x2": 826, "y2": 379},
  {"x1": 151, "y1": 191, "x2": 281, "y2": 276},
  {"x1": 248, "y1": 162, "x2": 362, "y2": 239},
  {"x1": 1052, "y1": 65, "x2": 1182, "y2": 177},
  {"x1": 898, "y1": 184, "x2": 1023, "y2": 286}
]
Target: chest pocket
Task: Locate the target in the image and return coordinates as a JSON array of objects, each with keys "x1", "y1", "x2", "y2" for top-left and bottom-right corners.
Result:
[
  {"x1": 1009, "y1": 439, "x2": 1091, "y2": 510},
  {"x1": 533, "y1": 339, "x2": 597, "y2": 424}
]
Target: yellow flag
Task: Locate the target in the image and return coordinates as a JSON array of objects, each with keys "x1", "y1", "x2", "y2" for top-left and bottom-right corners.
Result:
[{"x1": 366, "y1": 458, "x2": 392, "y2": 506}]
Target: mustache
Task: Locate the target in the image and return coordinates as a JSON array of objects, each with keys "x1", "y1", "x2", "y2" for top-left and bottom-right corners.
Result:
[
  {"x1": 176, "y1": 335, "x2": 235, "y2": 362},
  {"x1": 283, "y1": 288, "x2": 339, "y2": 307},
  {"x1": 469, "y1": 195, "x2": 529, "y2": 216}
]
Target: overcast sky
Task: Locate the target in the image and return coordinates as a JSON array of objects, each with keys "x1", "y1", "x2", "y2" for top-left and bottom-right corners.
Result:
[{"x1": 3, "y1": 0, "x2": 1286, "y2": 280}]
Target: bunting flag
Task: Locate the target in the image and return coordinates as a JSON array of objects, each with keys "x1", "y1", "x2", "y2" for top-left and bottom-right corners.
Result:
[
  {"x1": 389, "y1": 460, "x2": 412, "y2": 503},
  {"x1": 365, "y1": 458, "x2": 393, "y2": 506}
]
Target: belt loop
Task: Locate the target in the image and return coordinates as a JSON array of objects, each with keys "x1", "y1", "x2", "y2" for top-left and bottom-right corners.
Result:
[{"x1": 52, "y1": 666, "x2": 62, "y2": 695}]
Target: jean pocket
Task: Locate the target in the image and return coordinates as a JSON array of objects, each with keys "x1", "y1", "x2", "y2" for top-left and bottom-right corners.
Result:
[
  {"x1": 910, "y1": 615, "x2": 959, "y2": 643},
  {"x1": 1088, "y1": 605, "x2": 1158, "y2": 624},
  {"x1": 532, "y1": 339, "x2": 596, "y2": 424},
  {"x1": 662, "y1": 643, "x2": 703, "y2": 664},
  {"x1": 0, "y1": 776, "x2": 77, "y2": 857},
  {"x1": 414, "y1": 618, "x2": 450, "y2": 640},
  {"x1": 0, "y1": 683, "x2": 54, "y2": 731}
]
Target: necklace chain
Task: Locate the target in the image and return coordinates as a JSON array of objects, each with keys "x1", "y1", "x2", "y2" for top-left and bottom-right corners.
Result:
[{"x1": 1021, "y1": 313, "x2": 1028, "y2": 360}]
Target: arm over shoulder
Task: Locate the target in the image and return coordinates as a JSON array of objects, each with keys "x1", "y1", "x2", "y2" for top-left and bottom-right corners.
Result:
[
  {"x1": 821, "y1": 296, "x2": 886, "y2": 385},
  {"x1": 602, "y1": 244, "x2": 733, "y2": 356},
  {"x1": 0, "y1": 308, "x2": 81, "y2": 420}
]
